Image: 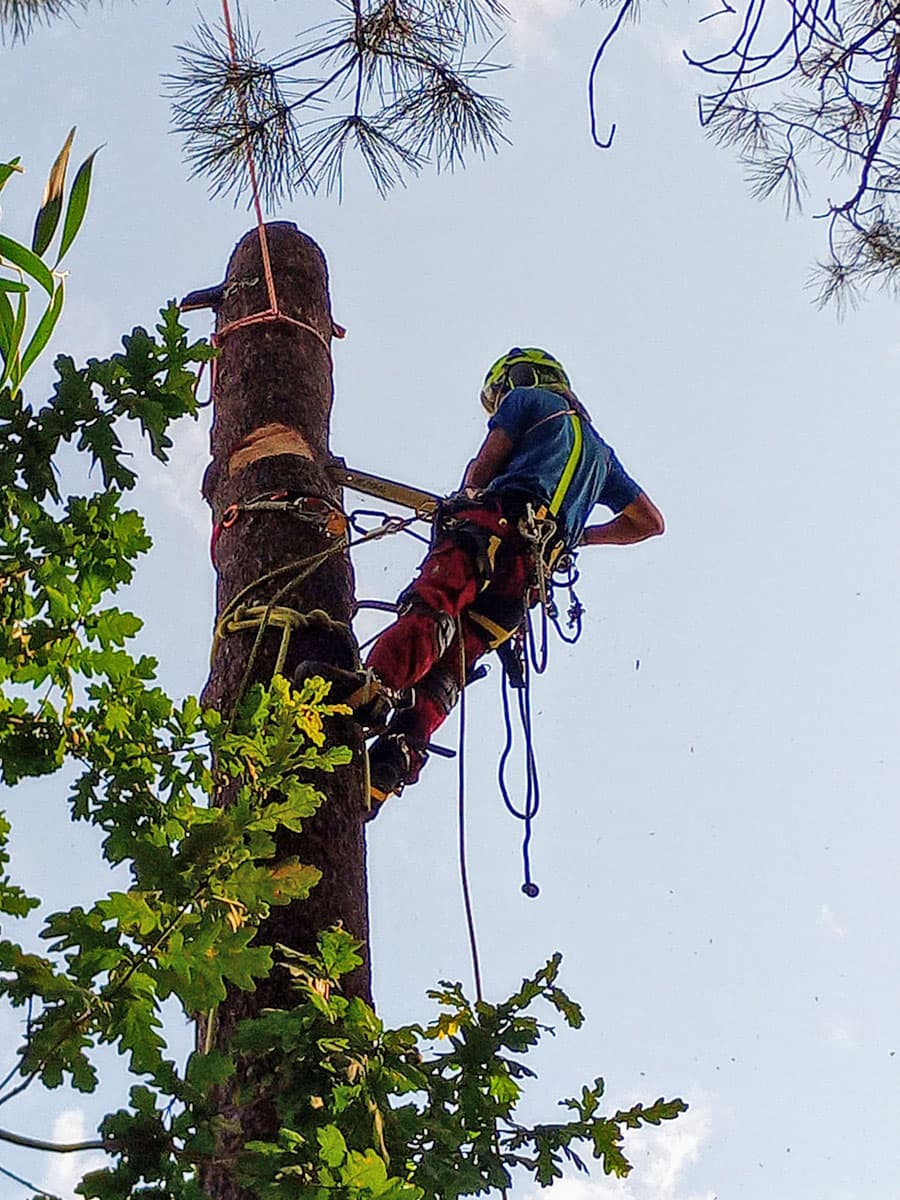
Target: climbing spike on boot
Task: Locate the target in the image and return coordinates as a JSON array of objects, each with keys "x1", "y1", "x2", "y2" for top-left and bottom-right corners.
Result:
[
  {"x1": 292, "y1": 660, "x2": 394, "y2": 728},
  {"x1": 364, "y1": 733, "x2": 428, "y2": 818}
]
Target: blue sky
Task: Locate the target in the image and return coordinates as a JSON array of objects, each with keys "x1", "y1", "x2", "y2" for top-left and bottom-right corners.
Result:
[{"x1": 3, "y1": 1, "x2": 900, "y2": 1197}]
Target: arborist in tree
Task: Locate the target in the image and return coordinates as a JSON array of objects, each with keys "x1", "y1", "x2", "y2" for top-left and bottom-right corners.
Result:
[
  {"x1": 307, "y1": 348, "x2": 664, "y2": 811},
  {"x1": 363, "y1": 348, "x2": 666, "y2": 806}
]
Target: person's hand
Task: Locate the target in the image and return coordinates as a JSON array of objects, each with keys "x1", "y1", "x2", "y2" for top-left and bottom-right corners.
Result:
[{"x1": 441, "y1": 486, "x2": 483, "y2": 512}]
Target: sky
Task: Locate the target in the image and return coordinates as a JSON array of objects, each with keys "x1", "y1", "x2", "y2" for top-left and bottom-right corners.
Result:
[{"x1": 3, "y1": 0, "x2": 900, "y2": 1197}]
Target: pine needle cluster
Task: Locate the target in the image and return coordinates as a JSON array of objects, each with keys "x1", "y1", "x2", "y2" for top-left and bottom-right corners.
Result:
[
  {"x1": 683, "y1": 0, "x2": 900, "y2": 306},
  {"x1": 9, "y1": 0, "x2": 900, "y2": 300},
  {"x1": 164, "y1": 0, "x2": 511, "y2": 204},
  {"x1": 0, "y1": 0, "x2": 87, "y2": 42}
]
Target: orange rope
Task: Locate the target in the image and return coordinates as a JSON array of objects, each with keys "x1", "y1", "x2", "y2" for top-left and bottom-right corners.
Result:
[
  {"x1": 211, "y1": 0, "x2": 340, "y2": 370},
  {"x1": 220, "y1": 0, "x2": 277, "y2": 316},
  {"x1": 214, "y1": 310, "x2": 334, "y2": 358}
]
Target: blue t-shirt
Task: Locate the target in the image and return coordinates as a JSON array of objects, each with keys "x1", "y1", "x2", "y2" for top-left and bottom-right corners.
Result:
[{"x1": 485, "y1": 387, "x2": 641, "y2": 547}]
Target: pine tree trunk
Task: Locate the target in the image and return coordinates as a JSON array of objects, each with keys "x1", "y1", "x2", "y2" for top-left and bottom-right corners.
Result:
[{"x1": 199, "y1": 223, "x2": 370, "y2": 1198}]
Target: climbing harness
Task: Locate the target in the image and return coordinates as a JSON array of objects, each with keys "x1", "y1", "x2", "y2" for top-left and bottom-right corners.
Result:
[{"x1": 334, "y1": 427, "x2": 588, "y2": 900}]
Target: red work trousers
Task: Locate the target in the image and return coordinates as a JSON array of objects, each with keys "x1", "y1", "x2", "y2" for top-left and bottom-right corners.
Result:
[{"x1": 365, "y1": 501, "x2": 533, "y2": 758}]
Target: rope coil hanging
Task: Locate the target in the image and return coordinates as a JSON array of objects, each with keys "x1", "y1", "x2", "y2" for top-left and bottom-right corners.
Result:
[
  {"x1": 494, "y1": 552, "x2": 585, "y2": 899},
  {"x1": 212, "y1": 512, "x2": 425, "y2": 718},
  {"x1": 213, "y1": 604, "x2": 359, "y2": 680}
]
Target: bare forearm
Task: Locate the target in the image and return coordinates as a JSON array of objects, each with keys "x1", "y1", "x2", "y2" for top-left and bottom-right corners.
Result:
[
  {"x1": 463, "y1": 428, "x2": 513, "y2": 491},
  {"x1": 580, "y1": 493, "x2": 665, "y2": 546},
  {"x1": 463, "y1": 458, "x2": 492, "y2": 489},
  {"x1": 580, "y1": 518, "x2": 652, "y2": 546}
]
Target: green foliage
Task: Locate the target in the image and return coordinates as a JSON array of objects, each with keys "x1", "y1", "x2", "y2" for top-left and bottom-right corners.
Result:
[
  {"x1": 31, "y1": 126, "x2": 75, "y2": 257},
  {"x1": 0, "y1": 811, "x2": 39, "y2": 918},
  {"x1": 0, "y1": 131, "x2": 104, "y2": 400},
  {"x1": 0, "y1": 139, "x2": 685, "y2": 1200},
  {"x1": 0, "y1": 668, "x2": 347, "y2": 1092},
  {"x1": 73, "y1": 932, "x2": 685, "y2": 1200},
  {"x1": 57, "y1": 145, "x2": 101, "y2": 265}
]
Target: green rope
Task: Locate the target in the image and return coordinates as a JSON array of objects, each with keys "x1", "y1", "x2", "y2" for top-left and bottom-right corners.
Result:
[
  {"x1": 222, "y1": 605, "x2": 357, "y2": 679},
  {"x1": 213, "y1": 514, "x2": 422, "y2": 721}
]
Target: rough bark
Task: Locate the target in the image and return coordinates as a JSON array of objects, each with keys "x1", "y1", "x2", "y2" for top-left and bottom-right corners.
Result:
[{"x1": 198, "y1": 223, "x2": 369, "y2": 1199}]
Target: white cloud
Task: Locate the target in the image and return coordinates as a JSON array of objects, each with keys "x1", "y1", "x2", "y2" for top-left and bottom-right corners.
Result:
[
  {"x1": 143, "y1": 412, "x2": 211, "y2": 536},
  {"x1": 523, "y1": 1102, "x2": 714, "y2": 1200},
  {"x1": 42, "y1": 1110, "x2": 107, "y2": 1200},
  {"x1": 508, "y1": 0, "x2": 577, "y2": 65},
  {"x1": 819, "y1": 903, "x2": 846, "y2": 938}
]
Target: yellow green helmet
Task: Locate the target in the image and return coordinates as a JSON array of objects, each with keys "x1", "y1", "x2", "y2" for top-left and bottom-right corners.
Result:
[{"x1": 480, "y1": 347, "x2": 572, "y2": 414}]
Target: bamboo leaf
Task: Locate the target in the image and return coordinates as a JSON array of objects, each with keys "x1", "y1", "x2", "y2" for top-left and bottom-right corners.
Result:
[
  {"x1": 0, "y1": 233, "x2": 54, "y2": 295},
  {"x1": 32, "y1": 127, "x2": 75, "y2": 257},
  {"x1": 20, "y1": 278, "x2": 64, "y2": 376},
  {"x1": 0, "y1": 278, "x2": 28, "y2": 294},
  {"x1": 2, "y1": 293, "x2": 27, "y2": 391},
  {"x1": 56, "y1": 146, "x2": 101, "y2": 266},
  {"x1": 11, "y1": 294, "x2": 26, "y2": 357},
  {"x1": 0, "y1": 291, "x2": 13, "y2": 361},
  {"x1": 0, "y1": 157, "x2": 23, "y2": 193}
]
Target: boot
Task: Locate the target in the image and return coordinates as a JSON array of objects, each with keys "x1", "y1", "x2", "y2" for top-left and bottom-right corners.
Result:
[
  {"x1": 366, "y1": 733, "x2": 427, "y2": 816},
  {"x1": 292, "y1": 660, "x2": 398, "y2": 729}
]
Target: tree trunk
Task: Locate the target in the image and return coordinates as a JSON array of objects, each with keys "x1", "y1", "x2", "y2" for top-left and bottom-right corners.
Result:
[{"x1": 198, "y1": 223, "x2": 370, "y2": 1199}]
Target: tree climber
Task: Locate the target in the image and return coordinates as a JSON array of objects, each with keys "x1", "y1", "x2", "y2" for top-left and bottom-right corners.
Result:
[{"x1": 355, "y1": 347, "x2": 665, "y2": 809}]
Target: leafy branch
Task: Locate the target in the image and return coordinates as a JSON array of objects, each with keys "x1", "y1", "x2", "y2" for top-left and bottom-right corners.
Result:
[
  {"x1": 0, "y1": 130, "x2": 98, "y2": 400},
  {"x1": 63, "y1": 933, "x2": 684, "y2": 1200},
  {"x1": 0, "y1": 1125, "x2": 106, "y2": 1153}
]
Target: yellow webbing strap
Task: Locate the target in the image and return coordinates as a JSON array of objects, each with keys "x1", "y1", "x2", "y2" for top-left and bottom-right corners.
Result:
[
  {"x1": 468, "y1": 610, "x2": 518, "y2": 649},
  {"x1": 548, "y1": 414, "x2": 583, "y2": 518}
]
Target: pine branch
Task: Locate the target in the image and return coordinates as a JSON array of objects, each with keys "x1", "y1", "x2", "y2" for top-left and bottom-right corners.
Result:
[
  {"x1": 166, "y1": 0, "x2": 509, "y2": 202},
  {"x1": 382, "y1": 59, "x2": 510, "y2": 169},
  {"x1": 0, "y1": 0, "x2": 88, "y2": 41},
  {"x1": 301, "y1": 113, "x2": 425, "y2": 196}
]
